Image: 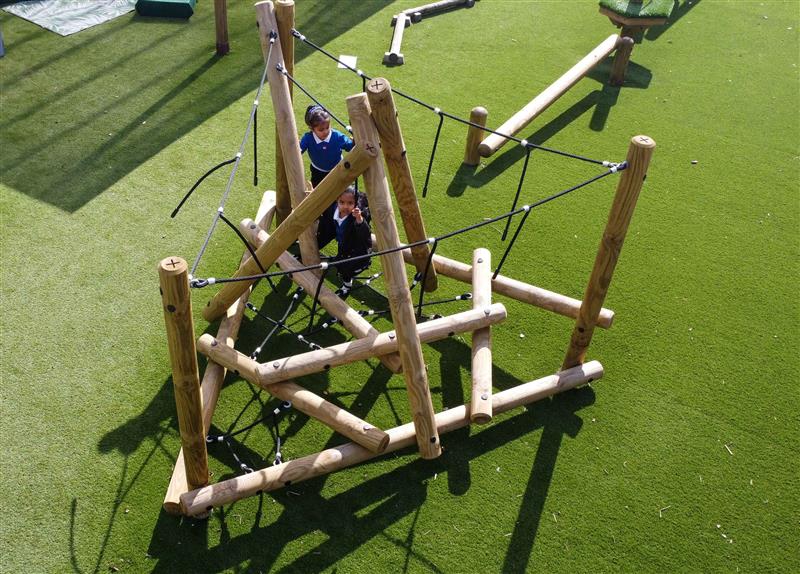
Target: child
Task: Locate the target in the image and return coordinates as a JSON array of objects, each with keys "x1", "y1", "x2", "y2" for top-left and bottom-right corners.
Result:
[
  {"x1": 317, "y1": 186, "x2": 371, "y2": 294},
  {"x1": 300, "y1": 105, "x2": 354, "y2": 188}
]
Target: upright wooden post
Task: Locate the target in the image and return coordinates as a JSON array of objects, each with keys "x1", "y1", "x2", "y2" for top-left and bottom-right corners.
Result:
[
  {"x1": 562, "y1": 135, "x2": 655, "y2": 369},
  {"x1": 609, "y1": 36, "x2": 634, "y2": 86},
  {"x1": 214, "y1": 0, "x2": 229, "y2": 56},
  {"x1": 158, "y1": 257, "x2": 208, "y2": 491},
  {"x1": 470, "y1": 248, "x2": 493, "y2": 424},
  {"x1": 347, "y1": 93, "x2": 441, "y2": 459},
  {"x1": 256, "y1": 1, "x2": 320, "y2": 272},
  {"x1": 366, "y1": 77, "x2": 438, "y2": 292},
  {"x1": 463, "y1": 106, "x2": 488, "y2": 166},
  {"x1": 273, "y1": 0, "x2": 294, "y2": 224}
]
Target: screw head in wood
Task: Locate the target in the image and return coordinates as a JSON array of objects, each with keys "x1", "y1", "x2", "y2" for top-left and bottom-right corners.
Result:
[{"x1": 273, "y1": 361, "x2": 280, "y2": 368}]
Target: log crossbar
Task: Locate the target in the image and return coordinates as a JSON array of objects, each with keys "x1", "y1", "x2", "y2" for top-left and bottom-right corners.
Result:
[
  {"x1": 179, "y1": 361, "x2": 604, "y2": 516},
  {"x1": 237, "y1": 303, "x2": 506, "y2": 385},
  {"x1": 393, "y1": 246, "x2": 615, "y2": 328}
]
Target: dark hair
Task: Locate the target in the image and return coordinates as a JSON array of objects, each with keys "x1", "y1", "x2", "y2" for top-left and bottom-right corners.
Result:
[
  {"x1": 305, "y1": 105, "x2": 330, "y2": 128},
  {"x1": 339, "y1": 185, "x2": 357, "y2": 202}
]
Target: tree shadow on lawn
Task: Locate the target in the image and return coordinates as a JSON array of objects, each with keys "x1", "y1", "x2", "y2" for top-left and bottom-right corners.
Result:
[
  {"x1": 0, "y1": 1, "x2": 391, "y2": 212},
  {"x1": 446, "y1": 58, "x2": 652, "y2": 198}
]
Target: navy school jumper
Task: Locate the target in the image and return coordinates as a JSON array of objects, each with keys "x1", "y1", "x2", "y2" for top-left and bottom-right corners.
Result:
[{"x1": 316, "y1": 201, "x2": 372, "y2": 282}]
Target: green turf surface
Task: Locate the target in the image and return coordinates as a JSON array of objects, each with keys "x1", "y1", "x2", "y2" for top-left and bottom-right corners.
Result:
[
  {"x1": 1, "y1": 1, "x2": 798, "y2": 572},
  {"x1": 599, "y1": 0, "x2": 674, "y2": 19}
]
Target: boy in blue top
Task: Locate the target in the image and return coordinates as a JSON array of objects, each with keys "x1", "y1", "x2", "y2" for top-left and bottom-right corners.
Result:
[
  {"x1": 317, "y1": 186, "x2": 371, "y2": 295},
  {"x1": 300, "y1": 105, "x2": 354, "y2": 188}
]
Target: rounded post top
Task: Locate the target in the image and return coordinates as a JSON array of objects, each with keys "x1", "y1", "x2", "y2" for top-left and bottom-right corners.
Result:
[
  {"x1": 632, "y1": 135, "x2": 656, "y2": 149},
  {"x1": 366, "y1": 77, "x2": 392, "y2": 95},
  {"x1": 158, "y1": 256, "x2": 188, "y2": 276},
  {"x1": 276, "y1": 0, "x2": 295, "y2": 6}
]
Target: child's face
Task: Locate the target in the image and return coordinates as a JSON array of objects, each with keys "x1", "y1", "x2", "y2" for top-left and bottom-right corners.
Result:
[
  {"x1": 337, "y1": 193, "x2": 356, "y2": 217},
  {"x1": 312, "y1": 120, "x2": 331, "y2": 140}
]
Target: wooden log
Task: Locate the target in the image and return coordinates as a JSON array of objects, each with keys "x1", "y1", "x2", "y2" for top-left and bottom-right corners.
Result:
[
  {"x1": 158, "y1": 257, "x2": 208, "y2": 492},
  {"x1": 180, "y1": 360, "x2": 603, "y2": 515},
  {"x1": 400, "y1": 0, "x2": 475, "y2": 23},
  {"x1": 196, "y1": 335, "x2": 390, "y2": 453},
  {"x1": 347, "y1": 93, "x2": 441, "y2": 459},
  {"x1": 478, "y1": 34, "x2": 622, "y2": 157},
  {"x1": 470, "y1": 248, "x2": 493, "y2": 424},
  {"x1": 163, "y1": 192, "x2": 275, "y2": 514},
  {"x1": 562, "y1": 135, "x2": 655, "y2": 369},
  {"x1": 366, "y1": 77, "x2": 438, "y2": 292},
  {"x1": 202, "y1": 144, "x2": 374, "y2": 322},
  {"x1": 391, "y1": 245, "x2": 615, "y2": 328},
  {"x1": 463, "y1": 106, "x2": 488, "y2": 166},
  {"x1": 273, "y1": 0, "x2": 294, "y2": 224},
  {"x1": 383, "y1": 13, "x2": 408, "y2": 65},
  {"x1": 256, "y1": 1, "x2": 320, "y2": 271},
  {"x1": 609, "y1": 36, "x2": 635, "y2": 87},
  {"x1": 240, "y1": 219, "x2": 403, "y2": 373},
  {"x1": 256, "y1": 303, "x2": 506, "y2": 384},
  {"x1": 214, "y1": 0, "x2": 229, "y2": 56}
]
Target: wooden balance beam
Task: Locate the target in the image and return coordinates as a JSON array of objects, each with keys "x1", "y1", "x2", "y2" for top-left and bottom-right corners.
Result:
[
  {"x1": 395, "y1": 0, "x2": 476, "y2": 24},
  {"x1": 196, "y1": 335, "x2": 390, "y2": 454},
  {"x1": 179, "y1": 360, "x2": 604, "y2": 516},
  {"x1": 478, "y1": 34, "x2": 623, "y2": 157},
  {"x1": 251, "y1": 303, "x2": 506, "y2": 384}
]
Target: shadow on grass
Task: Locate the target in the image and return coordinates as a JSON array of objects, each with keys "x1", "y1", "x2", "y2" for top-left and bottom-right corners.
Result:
[
  {"x1": 645, "y1": 0, "x2": 702, "y2": 42},
  {"x1": 444, "y1": 56, "x2": 653, "y2": 198},
  {"x1": 0, "y1": 0, "x2": 391, "y2": 212},
  {"x1": 142, "y1": 382, "x2": 595, "y2": 573}
]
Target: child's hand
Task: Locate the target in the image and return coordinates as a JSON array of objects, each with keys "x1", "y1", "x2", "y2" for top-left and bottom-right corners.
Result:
[{"x1": 353, "y1": 207, "x2": 363, "y2": 224}]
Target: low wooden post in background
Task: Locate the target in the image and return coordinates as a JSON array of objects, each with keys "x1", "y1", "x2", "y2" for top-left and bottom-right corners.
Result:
[
  {"x1": 273, "y1": 0, "x2": 294, "y2": 224},
  {"x1": 609, "y1": 36, "x2": 634, "y2": 86},
  {"x1": 347, "y1": 92, "x2": 442, "y2": 459},
  {"x1": 470, "y1": 248, "x2": 493, "y2": 424},
  {"x1": 158, "y1": 257, "x2": 208, "y2": 492},
  {"x1": 214, "y1": 0, "x2": 229, "y2": 56},
  {"x1": 366, "y1": 77, "x2": 438, "y2": 292},
  {"x1": 562, "y1": 135, "x2": 655, "y2": 369},
  {"x1": 463, "y1": 106, "x2": 488, "y2": 166}
]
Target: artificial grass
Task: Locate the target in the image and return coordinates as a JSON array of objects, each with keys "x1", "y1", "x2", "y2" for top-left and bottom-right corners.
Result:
[
  {"x1": 1, "y1": 1, "x2": 798, "y2": 572},
  {"x1": 598, "y1": 0, "x2": 675, "y2": 19}
]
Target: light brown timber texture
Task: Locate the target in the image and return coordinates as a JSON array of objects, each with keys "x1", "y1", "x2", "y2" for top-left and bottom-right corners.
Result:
[
  {"x1": 158, "y1": 257, "x2": 208, "y2": 491},
  {"x1": 240, "y1": 219, "x2": 403, "y2": 373},
  {"x1": 180, "y1": 361, "x2": 604, "y2": 515},
  {"x1": 478, "y1": 34, "x2": 621, "y2": 157},
  {"x1": 273, "y1": 0, "x2": 294, "y2": 224},
  {"x1": 256, "y1": 1, "x2": 320, "y2": 271},
  {"x1": 202, "y1": 144, "x2": 373, "y2": 322},
  {"x1": 257, "y1": 303, "x2": 506, "y2": 384},
  {"x1": 463, "y1": 106, "x2": 488, "y2": 166},
  {"x1": 347, "y1": 93, "x2": 441, "y2": 459},
  {"x1": 366, "y1": 77, "x2": 437, "y2": 292},
  {"x1": 562, "y1": 135, "x2": 655, "y2": 369},
  {"x1": 196, "y1": 335, "x2": 390, "y2": 453},
  {"x1": 392, "y1": 246, "x2": 615, "y2": 328},
  {"x1": 470, "y1": 248, "x2": 493, "y2": 424}
]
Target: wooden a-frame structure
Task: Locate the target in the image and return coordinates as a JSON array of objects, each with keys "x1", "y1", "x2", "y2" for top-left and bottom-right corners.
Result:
[{"x1": 158, "y1": 1, "x2": 654, "y2": 517}]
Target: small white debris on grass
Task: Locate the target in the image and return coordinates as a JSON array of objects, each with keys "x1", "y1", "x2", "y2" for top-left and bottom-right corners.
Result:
[
  {"x1": 496, "y1": 466, "x2": 501, "y2": 472},
  {"x1": 659, "y1": 505, "x2": 671, "y2": 518},
  {"x1": 434, "y1": 473, "x2": 438, "y2": 480},
  {"x1": 724, "y1": 444, "x2": 734, "y2": 455},
  {"x1": 552, "y1": 513, "x2": 558, "y2": 523},
  {"x1": 519, "y1": 333, "x2": 525, "y2": 338},
  {"x1": 504, "y1": 532, "x2": 512, "y2": 537},
  {"x1": 691, "y1": 160, "x2": 698, "y2": 164}
]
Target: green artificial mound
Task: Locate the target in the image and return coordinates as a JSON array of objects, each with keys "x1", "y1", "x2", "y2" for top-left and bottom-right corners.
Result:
[{"x1": 599, "y1": 0, "x2": 675, "y2": 19}]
